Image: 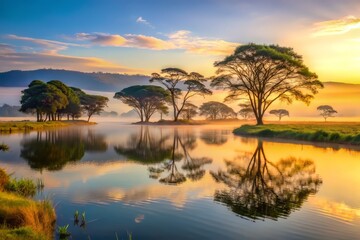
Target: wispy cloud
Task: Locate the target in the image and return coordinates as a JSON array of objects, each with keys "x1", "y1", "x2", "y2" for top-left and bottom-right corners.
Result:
[
  {"x1": 168, "y1": 30, "x2": 239, "y2": 55},
  {"x1": 312, "y1": 15, "x2": 360, "y2": 36},
  {"x1": 6, "y1": 34, "x2": 83, "y2": 54},
  {"x1": 74, "y1": 31, "x2": 239, "y2": 55},
  {"x1": 74, "y1": 32, "x2": 174, "y2": 50},
  {"x1": 136, "y1": 16, "x2": 153, "y2": 28},
  {"x1": 0, "y1": 42, "x2": 141, "y2": 73}
]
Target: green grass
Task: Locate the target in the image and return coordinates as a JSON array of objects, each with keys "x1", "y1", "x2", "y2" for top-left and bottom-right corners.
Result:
[
  {"x1": 0, "y1": 192, "x2": 56, "y2": 240},
  {"x1": 234, "y1": 123, "x2": 360, "y2": 145},
  {"x1": 5, "y1": 178, "x2": 37, "y2": 198},
  {"x1": 0, "y1": 226, "x2": 48, "y2": 240},
  {"x1": 0, "y1": 169, "x2": 56, "y2": 240},
  {"x1": 0, "y1": 120, "x2": 95, "y2": 133}
]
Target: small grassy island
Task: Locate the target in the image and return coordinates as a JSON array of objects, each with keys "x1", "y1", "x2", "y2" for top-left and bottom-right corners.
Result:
[
  {"x1": 234, "y1": 123, "x2": 360, "y2": 146},
  {"x1": 0, "y1": 120, "x2": 95, "y2": 133},
  {"x1": 0, "y1": 168, "x2": 56, "y2": 240}
]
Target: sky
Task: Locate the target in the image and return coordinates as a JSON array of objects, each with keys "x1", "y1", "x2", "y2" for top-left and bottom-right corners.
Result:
[{"x1": 1, "y1": 0, "x2": 360, "y2": 83}]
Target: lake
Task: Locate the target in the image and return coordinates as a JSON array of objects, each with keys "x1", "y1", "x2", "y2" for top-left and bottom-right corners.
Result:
[{"x1": 0, "y1": 123, "x2": 360, "y2": 239}]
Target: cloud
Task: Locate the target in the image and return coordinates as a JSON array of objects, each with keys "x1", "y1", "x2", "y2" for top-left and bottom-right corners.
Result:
[
  {"x1": 168, "y1": 30, "x2": 239, "y2": 55},
  {"x1": 0, "y1": 42, "x2": 141, "y2": 73},
  {"x1": 6, "y1": 34, "x2": 83, "y2": 54},
  {"x1": 75, "y1": 33, "x2": 127, "y2": 46},
  {"x1": 74, "y1": 31, "x2": 239, "y2": 55},
  {"x1": 312, "y1": 15, "x2": 360, "y2": 36},
  {"x1": 74, "y1": 32, "x2": 174, "y2": 50},
  {"x1": 136, "y1": 16, "x2": 153, "y2": 28}
]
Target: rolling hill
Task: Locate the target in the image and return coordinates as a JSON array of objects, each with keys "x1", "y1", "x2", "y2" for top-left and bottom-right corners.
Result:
[{"x1": 0, "y1": 69, "x2": 150, "y2": 91}]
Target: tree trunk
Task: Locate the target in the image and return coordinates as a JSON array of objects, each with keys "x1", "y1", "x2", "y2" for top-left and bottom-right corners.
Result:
[
  {"x1": 256, "y1": 116, "x2": 264, "y2": 125},
  {"x1": 87, "y1": 115, "x2": 91, "y2": 122},
  {"x1": 171, "y1": 94, "x2": 177, "y2": 122}
]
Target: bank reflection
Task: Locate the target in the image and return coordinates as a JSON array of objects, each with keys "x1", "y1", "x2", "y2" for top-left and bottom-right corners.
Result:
[
  {"x1": 114, "y1": 126, "x2": 212, "y2": 185},
  {"x1": 200, "y1": 129, "x2": 229, "y2": 146},
  {"x1": 211, "y1": 140, "x2": 322, "y2": 221},
  {"x1": 20, "y1": 129, "x2": 107, "y2": 171}
]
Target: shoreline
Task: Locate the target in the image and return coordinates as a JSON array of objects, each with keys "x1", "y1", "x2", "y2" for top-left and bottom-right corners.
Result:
[
  {"x1": 0, "y1": 120, "x2": 96, "y2": 133},
  {"x1": 234, "y1": 123, "x2": 360, "y2": 147}
]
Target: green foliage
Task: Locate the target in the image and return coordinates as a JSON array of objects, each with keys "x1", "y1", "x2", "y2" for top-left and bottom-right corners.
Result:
[
  {"x1": 234, "y1": 124, "x2": 360, "y2": 145},
  {"x1": 212, "y1": 43, "x2": 323, "y2": 125},
  {"x1": 0, "y1": 226, "x2": 48, "y2": 240},
  {"x1": 114, "y1": 85, "x2": 169, "y2": 122},
  {"x1": 81, "y1": 94, "x2": 109, "y2": 122},
  {"x1": 58, "y1": 224, "x2": 71, "y2": 238},
  {"x1": 5, "y1": 178, "x2": 37, "y2": 198}
]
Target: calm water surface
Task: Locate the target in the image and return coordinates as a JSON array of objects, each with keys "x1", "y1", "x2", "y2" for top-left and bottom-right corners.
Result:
[{"x1": 1, "y1": 123, "x2": 360, "y2": 239}]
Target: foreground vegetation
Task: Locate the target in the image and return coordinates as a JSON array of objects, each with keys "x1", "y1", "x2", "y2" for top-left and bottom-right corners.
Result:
[
  {"x1": 0, "y1": 120, "x2": 95, "y2": 133},
  {"x1": 0, "y1": 169, "x2": 56, "y2": 240},
  {"x1": 234, "y1": 123, "x2": 360, "y2": 145}
]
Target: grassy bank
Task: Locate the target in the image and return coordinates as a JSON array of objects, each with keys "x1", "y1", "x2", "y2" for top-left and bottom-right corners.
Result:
[
  {"x1": 0, "y1": 120, "x2": 95, "y2": 133},
  {"x1": 234, "y1": 123, "x2": 360, "y2": 145},
  {"x1": 0, "y1": 169, "x2": 56, "y2": 240}
]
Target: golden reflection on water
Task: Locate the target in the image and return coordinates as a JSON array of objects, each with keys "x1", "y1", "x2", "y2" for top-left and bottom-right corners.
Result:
[{"x1": 1, "y1": 124, "x2": 360, "y2": 222}]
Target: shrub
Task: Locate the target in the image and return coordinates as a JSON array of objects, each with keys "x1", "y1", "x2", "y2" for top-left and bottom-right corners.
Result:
[
  {"x1": 329, "y1": 133, "x2": 341, "y2": 142},
  {"x1": 5, "y1": 178, "x2": 37, "y2": 198}
]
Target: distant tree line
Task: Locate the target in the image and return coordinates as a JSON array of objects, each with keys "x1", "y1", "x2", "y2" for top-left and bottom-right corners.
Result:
[
  {"x1": 0, "y1": 104, "x2": 27, "y2": 117},
  {"x1": 114, "y1": 43, "x2": 324, "y2": 124},
  {"x1": 20, "y1": 80, "x2": 109, "y2": 122}
]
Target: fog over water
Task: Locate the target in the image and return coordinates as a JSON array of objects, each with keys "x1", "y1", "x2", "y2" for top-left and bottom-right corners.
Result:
[{"x1": 1, "y1": 82, "x2": 360, "y2": 122}]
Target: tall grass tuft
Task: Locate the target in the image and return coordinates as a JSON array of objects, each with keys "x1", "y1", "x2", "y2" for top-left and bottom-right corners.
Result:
[{"x1": 5, "y1": 178, "x2": 37, "y2": 198}]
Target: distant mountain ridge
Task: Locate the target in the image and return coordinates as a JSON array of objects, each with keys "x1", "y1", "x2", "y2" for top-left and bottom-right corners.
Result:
[
  {"x1": 0, "y1": 69, "x2": 150, "y2": 92},
  {"x1": 0, "y1": 69, "x2": 359, "y2": 92}
]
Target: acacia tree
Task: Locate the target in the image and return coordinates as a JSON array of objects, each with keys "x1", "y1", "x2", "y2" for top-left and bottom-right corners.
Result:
[
  {"x1": 199, "y1": 101, "x2": 237, "y2": 120},
  {"x1": 150, "y1": 68, "x2": 212, "y2": 121},
  {"x1": 269, "y1": 109, "x2": 289, "y2": 121},
  {"x1": 48, "y1": 80, "x2": 81, "y2": 120},
  {"x1": 114, "y1": 85, "x2": 169, "y2": 122},
  {"x1": 82, "y1": 95, "x2": 109, "y2": 122},
  {"x1": 238, "y1": 103, "x2": 254, "y2": 120},
  {"x1": 317, "y1": 105, "x2": 337, "y2": 121},
  {"x1": 180, "y1": 103, "x2": 198, "y2": 120},
  {"x1": 211, "y1": 43, "x2": 323, "y2": 125},
  {"x1": 20, "y1": 80, "x2": 68, "y2": 121}
]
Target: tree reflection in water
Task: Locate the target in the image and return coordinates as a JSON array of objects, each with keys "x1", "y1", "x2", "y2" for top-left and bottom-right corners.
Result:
[
  {"x1": 211, "y1": 141, "x2": 322, "y2": 221},
  {"x1": 114, "y1": 126, "x2": 212, "y2": 185},
  {"x1": 20, "y1": 129, "x2": 107, "y2": 171},
  {"x1": 200, "y1": 129, "x2": 229, "y2": 146}
]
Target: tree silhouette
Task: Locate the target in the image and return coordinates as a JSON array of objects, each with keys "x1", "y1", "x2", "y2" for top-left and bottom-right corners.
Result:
[
  {"x1": 114, "y1": 127, "x2": 212, "y2": 184},
  {"x1": 238, "y1": 103, "x2": 254, "y2": 120},
  {"x1": 148, "y1": 129, "x2": 212, "y2": 184},
  {"x1": 114, "y1": 85, "x2": 169, "y2": 122},
  {"x1": 317, "y1": 105, "x2": 337, "y2": 122},
  {"x1": 269, "y1": 109, "x2": 289, "y2": 121},
  {"x1": 211, "y1": 43, "x2": 323, "y2": 125},
  {"x1": 199, "y1": 101, "x2": 237, "y2": 120},
  {"x1": 200, "y1": 130, "x2": 229, "y2": 145},
  {"x1": 114, "y1": 126, "x2": 173, "y2": 164},
  {"x1": 150, "y1": 68, "x2": 212, "y2": 121},
  {"x1": 211, "y1": 141, "x2": 322, "y2": 221}
]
